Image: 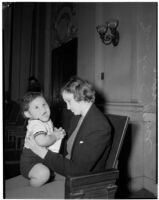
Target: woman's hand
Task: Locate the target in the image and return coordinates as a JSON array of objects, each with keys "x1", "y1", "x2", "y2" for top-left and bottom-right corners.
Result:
[{"x1": 25, "y1": 134, "x2": 48, "y2": 159}]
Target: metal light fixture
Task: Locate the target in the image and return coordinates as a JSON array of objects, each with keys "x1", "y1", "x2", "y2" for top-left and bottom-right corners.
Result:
[{"x1": 96, "y1": 20, "x2": 119, "y2": 46}]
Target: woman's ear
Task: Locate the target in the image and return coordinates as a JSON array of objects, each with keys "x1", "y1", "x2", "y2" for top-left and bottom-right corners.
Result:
[{"x1": 24, "y1": 111, "x2": 31, "y2": 118}]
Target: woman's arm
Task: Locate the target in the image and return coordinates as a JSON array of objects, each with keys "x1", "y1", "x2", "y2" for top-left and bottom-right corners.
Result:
[
  {"x1": 26, "y1": 126, "x2": 111, "y2": 177},
  {"x1": 26, "y1": 134, "x2": 82, "y2": 176},
  {"x1": 43, "y1": 129, "x2": 112, "y2": 176}
]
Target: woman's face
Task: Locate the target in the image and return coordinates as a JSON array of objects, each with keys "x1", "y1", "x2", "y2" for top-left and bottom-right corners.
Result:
[{"x1": 62, "y1": 91, "x2": 82, "y2": 115}]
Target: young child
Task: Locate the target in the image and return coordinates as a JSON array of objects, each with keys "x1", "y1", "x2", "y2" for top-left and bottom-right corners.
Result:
[{"x1": 20, "y1": 92, "x2": 65, "y2": 187}]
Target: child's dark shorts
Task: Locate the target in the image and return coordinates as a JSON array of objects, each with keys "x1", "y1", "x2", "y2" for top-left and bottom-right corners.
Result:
[{"x1": 20, "y1": 148, "x2": 51, "y2": 179}]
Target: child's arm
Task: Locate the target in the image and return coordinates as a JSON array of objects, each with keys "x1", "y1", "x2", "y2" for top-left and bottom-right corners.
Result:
[
  {"x1": 34, "y1": 132, "x2": 57, "y2": 147},
  {"x1": 34, "y1": 128, "x2": 65, "y2": 147}
]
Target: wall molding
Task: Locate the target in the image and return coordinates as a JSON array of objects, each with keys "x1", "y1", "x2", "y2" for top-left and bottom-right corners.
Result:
[
  {"x1": 105, "y1": 101, "x2": 156, "y2": 121},
  {"x1": 106, "y1": 101, "x2": 144, "y2": 111},
  {"x1": 105, "y1": 102, "x2": 144, "y2": 122},
  {"x1": 144, "y1": 177, "x2": 157, "y2": 196}
]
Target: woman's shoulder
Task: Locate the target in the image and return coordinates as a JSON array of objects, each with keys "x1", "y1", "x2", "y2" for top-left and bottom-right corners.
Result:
[
  {"x1": 86, "y1": 104, "x2": 110, "y2": 127},
  {"x1": 88, "y1": 104, "x2": 106, "y2": 118}
]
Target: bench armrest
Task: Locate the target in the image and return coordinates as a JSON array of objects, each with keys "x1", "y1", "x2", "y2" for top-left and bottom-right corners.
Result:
[{"x1": 65, "y1": 169, "x2": 119, "y2": 199}]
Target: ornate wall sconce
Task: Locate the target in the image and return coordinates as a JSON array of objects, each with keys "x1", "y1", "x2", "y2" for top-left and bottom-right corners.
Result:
[{"x1": 96, "y1": 20, "x2": 119, "y2": 46}]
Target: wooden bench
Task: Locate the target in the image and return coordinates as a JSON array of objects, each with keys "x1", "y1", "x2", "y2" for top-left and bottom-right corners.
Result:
[{"x1": 5, "y1": 114, "x2": 129, "y2": 199}]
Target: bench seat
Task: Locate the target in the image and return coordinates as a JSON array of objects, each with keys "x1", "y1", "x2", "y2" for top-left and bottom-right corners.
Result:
[{"x1": 5, "y1": 173, "x2": 65, "y2": 199}]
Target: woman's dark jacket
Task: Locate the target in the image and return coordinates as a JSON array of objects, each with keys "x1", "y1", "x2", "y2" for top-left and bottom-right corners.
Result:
[{"x1": 43, "y1": 104, "x2": 112, "y2": 176}]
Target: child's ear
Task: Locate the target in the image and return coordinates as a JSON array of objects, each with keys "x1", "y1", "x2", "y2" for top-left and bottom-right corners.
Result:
[{"x1": 24, "y1": 111, "x2": 31, "y2": 118}]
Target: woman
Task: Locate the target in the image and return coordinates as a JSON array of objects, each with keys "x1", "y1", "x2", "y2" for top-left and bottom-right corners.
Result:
[{"x1": 26, "y1": 76, "x2": 112, "y2": 176}]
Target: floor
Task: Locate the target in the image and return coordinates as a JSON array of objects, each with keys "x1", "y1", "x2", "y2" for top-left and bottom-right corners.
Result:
[{"x1": 129, "y1": 188, "x2": 157, "y2": 199}]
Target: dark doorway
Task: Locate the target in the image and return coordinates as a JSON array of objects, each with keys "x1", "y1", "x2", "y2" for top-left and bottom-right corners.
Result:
[
  {"x1": 51, "y1": 38, "x2": 77, "y2": 128},
  {"x1": 51, "y1": 38, "x2": 77, "y2": 100}
]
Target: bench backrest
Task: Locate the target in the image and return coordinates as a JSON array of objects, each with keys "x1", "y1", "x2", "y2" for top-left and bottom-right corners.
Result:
[{"x1": 105, "y1": 114, "x2": 129, "y2": 169}]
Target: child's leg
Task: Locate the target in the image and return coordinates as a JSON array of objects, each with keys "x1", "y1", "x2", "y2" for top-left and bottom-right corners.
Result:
[{"x1": 28, "y1": 163, "x2": 50, "y2": 187}]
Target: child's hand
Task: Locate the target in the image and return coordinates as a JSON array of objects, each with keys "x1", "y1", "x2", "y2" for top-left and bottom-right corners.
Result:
[{"x1": 54, "y1": 127, "x2": 66, "y2": 140}]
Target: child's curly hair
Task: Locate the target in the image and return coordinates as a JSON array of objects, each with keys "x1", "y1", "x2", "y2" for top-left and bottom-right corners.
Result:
[{"x1": 21, "y1": 92, "x2": 43, "y2": 117}]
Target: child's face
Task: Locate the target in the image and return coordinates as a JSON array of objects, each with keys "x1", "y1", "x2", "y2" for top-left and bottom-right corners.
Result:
[{"x1": 25, "y1": 96, "x2": 50, "y2": 122}]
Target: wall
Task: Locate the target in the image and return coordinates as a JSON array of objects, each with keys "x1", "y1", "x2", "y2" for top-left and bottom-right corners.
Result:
[
  {"x1": 77, "y1": 3, "x2": 96, "y2": 83},
  {"x1": 3, "y1": 3, "x2": 47, "y2": 102},
  {"x1": 77, "y1": 2, "x2": 157, "y2": 195},
  {"x1": 9, "y1": 3, "x2": 34, "y2": 101},
  {"x1": 3, "y1": 3, "x2": 78, "y2": 102},
  {"x1": 3, "y1": 5, "x2": 12, "y2": 93}
]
